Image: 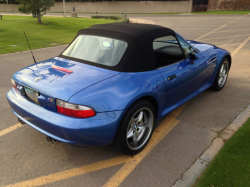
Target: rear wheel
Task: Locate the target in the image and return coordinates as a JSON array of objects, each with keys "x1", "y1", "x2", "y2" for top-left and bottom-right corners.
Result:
[
  {"x1": 113, "y1": 100, "x2": 155, "y2": 155},
  {"x1": 212, "y1": 58, "x2": 229, "y2": 91}
]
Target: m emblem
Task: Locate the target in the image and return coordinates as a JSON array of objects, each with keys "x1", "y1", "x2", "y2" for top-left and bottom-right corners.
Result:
[{"x1": 48, "y1": 98, "x2": 54, "y2": 102}]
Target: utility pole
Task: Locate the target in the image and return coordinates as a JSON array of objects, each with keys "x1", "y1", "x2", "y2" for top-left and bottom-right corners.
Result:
[{"x1": 63, "y1": 0, "x2": 66, "y2": 17}]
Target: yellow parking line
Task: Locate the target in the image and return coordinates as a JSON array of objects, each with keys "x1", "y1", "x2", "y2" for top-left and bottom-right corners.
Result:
[
  {"x1": 103, "y1": 119, "x2": 180, "y2": 187},
  {"x1": 4, "y1": 104, "x2": 187, "y2": 187},
  {"x1": 231, "y1": 36, "x2": 250, "y2": 57},
  {"x1": 200, "y1": 34, "x2": 250, "y2": 41},
  {"x1": 196, "y1": 14, "x2": 247, "y2": 41},
  {"x1": 214, "y1": 28, "x2": 250, "y2": 33},
  {"x1": 103, "y1": 104, "x2": 187, "y2": 187},
  {"x1": 218, "y1": 43, "x2": 243, "y2": 47},
  {"x1": 0, "y1": 123, "x2": 23, "y2": 137},
  {"x1": 4, "y1": 155, "x2": 130, "y2": 187}
]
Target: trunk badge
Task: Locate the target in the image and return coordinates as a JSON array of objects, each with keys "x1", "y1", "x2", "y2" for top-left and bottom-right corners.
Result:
[
  {"x1": 34, "y1": 76, "x2": 43, "y2": 82},
  {"x1": 48, "y1": 98, "x2": 54, "y2": 102}
]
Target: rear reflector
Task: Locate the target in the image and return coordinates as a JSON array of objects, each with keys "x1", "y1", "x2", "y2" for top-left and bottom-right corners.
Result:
[
  {"x1": 11, "y1": 79, "x2": 18, "y2": 92},
  {"x1": 56, "y1": 99, "x2": 96, "y2": 118},
  {"x1": 51, "y1": 65, "x2": 73, "y2": 73}
]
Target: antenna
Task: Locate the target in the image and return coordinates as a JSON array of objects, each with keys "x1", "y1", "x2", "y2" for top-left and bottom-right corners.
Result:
[{"x1": 23, "y1": 31, "x2": 37, "y2": 65}]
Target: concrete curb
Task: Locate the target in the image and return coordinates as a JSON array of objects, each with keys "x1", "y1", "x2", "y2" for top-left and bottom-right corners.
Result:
[
  {"x1": 129, "y1": 18, "x2": 155, "y2": 25},
  {"x1": 173, "y1": 105, "x2": 250, "y2": 187}
]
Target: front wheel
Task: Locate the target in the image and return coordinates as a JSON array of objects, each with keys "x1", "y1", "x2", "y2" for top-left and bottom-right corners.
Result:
[
  {"x1": 113, "y1": 100, "x2": 155, "y2": 155},
  {"x1": 212, "y1": 58, "x2": 230, "y2": 91}
]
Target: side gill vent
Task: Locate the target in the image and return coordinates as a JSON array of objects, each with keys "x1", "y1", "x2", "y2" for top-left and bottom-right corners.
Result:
[{"x1": 208, "y1": 56, "x2": 217, "y2": 64}]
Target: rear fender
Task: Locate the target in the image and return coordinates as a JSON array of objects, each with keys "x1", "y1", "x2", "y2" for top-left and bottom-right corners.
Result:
[{"x1": 69, "y1": 70, "x2": 166, "y2": 118}]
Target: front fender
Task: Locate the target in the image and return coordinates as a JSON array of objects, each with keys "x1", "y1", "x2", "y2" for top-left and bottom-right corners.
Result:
[{"x1": 68, "y1": 70, "x2": 166, "y2": 117}]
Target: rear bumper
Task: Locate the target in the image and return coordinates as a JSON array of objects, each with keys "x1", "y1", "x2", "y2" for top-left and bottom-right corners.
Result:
[{"x1": 6, "y1": 89, "x2": 123, "y2": 146}]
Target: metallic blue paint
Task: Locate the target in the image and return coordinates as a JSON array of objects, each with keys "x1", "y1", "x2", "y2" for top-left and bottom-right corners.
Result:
[{"x1": 6, "y1": 33, "x2": 231, "y2": 146}]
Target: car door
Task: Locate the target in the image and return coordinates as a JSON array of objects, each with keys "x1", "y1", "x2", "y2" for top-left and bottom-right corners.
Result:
[{"x1": 154, "y1": 35, "x2": 207, "y2": 108}]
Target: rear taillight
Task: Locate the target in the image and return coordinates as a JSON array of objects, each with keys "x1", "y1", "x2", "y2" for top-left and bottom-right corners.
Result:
[
  {"x1": 11, "y1": 79, "x2": 18, "y2": 92},
  {"x1": 56, "y1": 99, "x2": 96, "y2": 118}
]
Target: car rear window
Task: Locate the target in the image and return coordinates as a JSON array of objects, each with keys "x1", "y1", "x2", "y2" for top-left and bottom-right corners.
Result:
[{"x1": 62, "y1": 35, "x2": 128, "y2": 66}]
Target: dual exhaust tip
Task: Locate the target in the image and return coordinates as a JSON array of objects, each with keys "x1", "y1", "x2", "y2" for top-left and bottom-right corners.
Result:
[
  {"x1": 46, "y1": 136, "x2": 58, "y2": 144},
  {"x1": 18, "y1": 118, "x2": 26, "y2": 125},
  {"x1": 17, "y1": 118, "x2": 59, "y2": 145}
]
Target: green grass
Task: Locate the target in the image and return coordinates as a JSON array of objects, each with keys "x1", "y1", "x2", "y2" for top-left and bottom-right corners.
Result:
[
  {"x1": 0, "y1": 16, "x2": 114, "y2": 54},
  {"x1": 194, "y1": 117, "x2": 250, "y2": 187},
  {"x1": 193, "y1": 10, "x2": 250, "y2": 14}
]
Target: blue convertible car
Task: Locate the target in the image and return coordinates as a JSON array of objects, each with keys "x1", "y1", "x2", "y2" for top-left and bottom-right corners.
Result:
[{"x1": 7, "y1": 23, "x2": 231, "y2": 155}]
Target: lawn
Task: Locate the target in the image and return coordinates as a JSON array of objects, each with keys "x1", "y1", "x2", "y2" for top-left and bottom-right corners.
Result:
[
  {"x1": 0, "y1": 16, "x2": 114, "y2": 55},
  {"x1": 194, "y1": 117, "x2": 250, "y2": 187}
]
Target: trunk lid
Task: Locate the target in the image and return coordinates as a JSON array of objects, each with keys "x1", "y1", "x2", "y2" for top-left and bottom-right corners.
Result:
[{"x1": 13, "y1": 57, "x2": 119, "y2": 102}]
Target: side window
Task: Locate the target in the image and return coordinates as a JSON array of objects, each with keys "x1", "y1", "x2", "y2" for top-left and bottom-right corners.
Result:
[
  {"x1": 153, "y1": 35, "x2": 185, "y2": 68},
  {"x1": 176, "y1": 36, "x2": 195, "y2": 58}
]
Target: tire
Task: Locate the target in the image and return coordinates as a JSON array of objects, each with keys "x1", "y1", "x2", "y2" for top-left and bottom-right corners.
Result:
[
  {"x1": 112, "y1": 100, "x2": 155, "y2": 155},
  {"x1": 212, "y1": 58, "x2": 230, "y2": 91}
]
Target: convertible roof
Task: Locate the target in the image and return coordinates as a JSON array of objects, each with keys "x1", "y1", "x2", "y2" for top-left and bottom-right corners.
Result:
[
  {"x1": 84, "y1": 23, "x2": 175, "y2": 38},
  {"x1": 60, "y1": 23, "x2": 177, "y2": 72}
]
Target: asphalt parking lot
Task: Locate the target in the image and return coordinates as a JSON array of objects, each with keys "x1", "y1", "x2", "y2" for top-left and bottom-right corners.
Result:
[{"x1": 0, "y1": 14, "x2": 250, "y2": 187}]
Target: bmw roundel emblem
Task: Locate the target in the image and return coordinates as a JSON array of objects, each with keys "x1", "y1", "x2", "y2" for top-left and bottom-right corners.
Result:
[{"x1": 34, "y1": 76, "x2": 43, "y2": 82}]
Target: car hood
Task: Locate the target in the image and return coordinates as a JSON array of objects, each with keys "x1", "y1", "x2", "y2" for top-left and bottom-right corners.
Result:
[
  {"x1": 12, "y1": 57, "x2": 119, "y2": 101},
  {"x1": 187, "y1": 40, "x2": 214, "y2": 53}
]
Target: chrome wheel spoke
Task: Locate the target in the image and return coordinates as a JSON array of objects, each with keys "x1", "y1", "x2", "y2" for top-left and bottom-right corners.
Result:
[
  {"x1": 218, "y1": 77, "x2": 222, "y2": 84},
  {"x1": 134, "y1": 130, "x2": 140, "y2": 140},
  {"x1": 136, "y1": 111, "x2": 144, "y2": 124},
  {"x1": 130, "y1": 117, "x2": 137, "y2": 124},
  {"x1": 220, "y1": 66, "x2": 224, "y2": 73},
  {"x1": 127, "y1": 129, "x2": 134, "y2": 139},
  {"x1": 137, "y1": 126, "x2": 146, "y2": 141},
  {"x1": 132, "y1": 132, "x2": 138, "y2": 143}
]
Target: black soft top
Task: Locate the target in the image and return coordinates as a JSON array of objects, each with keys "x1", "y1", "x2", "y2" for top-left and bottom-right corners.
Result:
[{"x1": 59, "y1": 23, "x2": 176, "y2": 72}]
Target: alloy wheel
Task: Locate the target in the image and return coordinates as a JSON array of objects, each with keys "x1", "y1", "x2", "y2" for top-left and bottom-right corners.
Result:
[
  {"x1": 126, "y1": 107, "x2": 154, "y2": 150},
  {"x1": 218, "y1": 60, "x2": 229, "y2": 87}
]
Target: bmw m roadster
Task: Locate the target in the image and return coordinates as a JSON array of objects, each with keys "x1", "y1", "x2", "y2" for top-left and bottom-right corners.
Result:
[{"x1": 7, "y1": 23, "x2": 231, "y2": 155}]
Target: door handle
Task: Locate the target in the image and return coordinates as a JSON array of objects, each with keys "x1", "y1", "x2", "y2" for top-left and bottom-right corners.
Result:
[{"x1": 167, "y1": 74, "x2": 177, "y2": 81}]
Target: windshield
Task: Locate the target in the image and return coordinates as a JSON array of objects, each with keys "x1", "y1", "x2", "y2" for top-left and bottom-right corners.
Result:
[{"x1": 62, "y1": 35, "x2": 128, "y2": 66}]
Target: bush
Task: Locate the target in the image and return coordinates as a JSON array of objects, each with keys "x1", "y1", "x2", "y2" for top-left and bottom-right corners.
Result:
[
  {"x1": 91, "y1": 15, "x2": 121, "y2": 20},
  {"x1": 116, "y1": 18, "x2": 129, "y2": 23},
  {"x1": 109, "y1": 16, "x2": 120, "y2": 20},
  {"x1": 91, "y1": 15, "x2": 129, "y2": 23}
]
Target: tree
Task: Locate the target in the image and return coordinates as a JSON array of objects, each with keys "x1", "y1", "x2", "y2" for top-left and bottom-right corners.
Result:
[{"x1": 18, "y1": 0, "x2": 55, "y2": 24}]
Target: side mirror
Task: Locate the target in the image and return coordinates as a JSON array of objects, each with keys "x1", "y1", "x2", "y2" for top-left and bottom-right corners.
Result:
[{"x1": 189, "y1": 52, "x2": 198, "y2": 61}]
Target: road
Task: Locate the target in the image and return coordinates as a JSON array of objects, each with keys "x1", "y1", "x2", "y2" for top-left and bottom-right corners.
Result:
[{"x1": 0, "y1": 14, "x2": 250, "y2": 187}]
